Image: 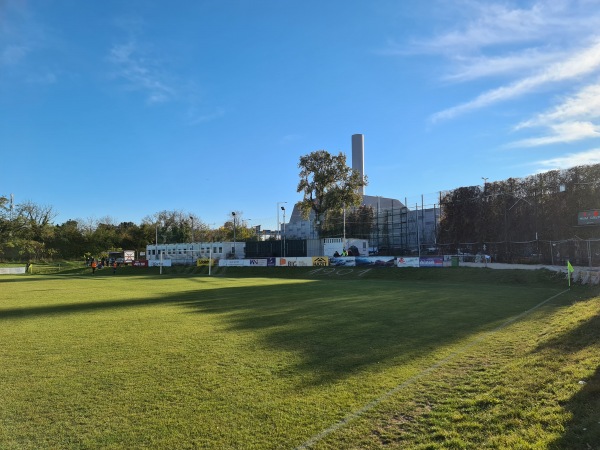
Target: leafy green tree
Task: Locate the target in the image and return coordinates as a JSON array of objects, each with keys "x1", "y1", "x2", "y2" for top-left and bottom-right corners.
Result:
[
  {"x1": 296, "y1": 150, "x2": 367, "y2": 234},
  {"x1": 0, "y1": 196, "x2": 13, "y2": 258},
  {"x1": 438, "y1": 163, "x2": 600, "y2": 262},
  {"x1": 348, "y1": 204, "x2": 375, "y2": 239},
  {"x1": 90, "y1": 222, "x2": 119, "y2": 255},
  {"x1": 49, "y1": 220, "x2": 87, "y2": 259},
  {"x1": 17, "y1": 201, "x2": 57, "y2": 243},
  {"x1": 141, "y1": 210, "x2": 214, "y2": 249},
  {"x1": 0, "y1": 200, "x2": 57, "y2": 261}
]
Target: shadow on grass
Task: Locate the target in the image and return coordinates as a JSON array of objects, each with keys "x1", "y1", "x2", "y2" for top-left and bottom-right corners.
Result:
[
  {"x1": 1, "y1": 273, "x2": 570, "y2": 388},
  {"x1": 0, "y1": 276, "x2": 63, "y2": 284},
  {"x1": 533, "y1": 313, "x2": 600, "y2": 450},
  {"x1": 180, "y1": 277, "x2": 568, "y2": 387},
  {"x1": 550, "y1": 365, "x2": 600, "y2": 450}
]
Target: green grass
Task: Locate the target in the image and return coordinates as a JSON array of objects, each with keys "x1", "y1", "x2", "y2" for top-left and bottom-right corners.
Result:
[{"x1": 0, "y1": 268, "x2": 598, "y2": 449}]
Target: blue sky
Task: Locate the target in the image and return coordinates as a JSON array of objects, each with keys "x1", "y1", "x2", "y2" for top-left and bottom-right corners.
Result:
[{"x1": 3, "y1": 0, "x2": 600, "y2": 230}]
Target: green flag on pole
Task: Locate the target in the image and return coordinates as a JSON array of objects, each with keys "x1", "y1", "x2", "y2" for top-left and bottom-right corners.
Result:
[{"x1": 567, "y1": 261, "x2": 574, "y2": 287}]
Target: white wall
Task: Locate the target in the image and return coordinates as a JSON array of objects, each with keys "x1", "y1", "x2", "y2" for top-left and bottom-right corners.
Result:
[{"x1": 146, "y1": 241, "x2": 246, "y2": 261}]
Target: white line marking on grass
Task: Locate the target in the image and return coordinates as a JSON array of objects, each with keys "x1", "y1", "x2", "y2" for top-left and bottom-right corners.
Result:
[{"x1": 295, "y1": 289, "x2": 569, "y2": 449}]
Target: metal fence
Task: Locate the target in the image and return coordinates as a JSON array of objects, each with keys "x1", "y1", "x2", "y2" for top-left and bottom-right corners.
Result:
[{"x1": 436, "y1": 238, "x2": 600, "y2": 266}]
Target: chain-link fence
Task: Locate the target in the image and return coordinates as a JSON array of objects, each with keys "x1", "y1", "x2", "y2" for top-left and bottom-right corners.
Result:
[{"x1": 436, "y1": 238, "x2": 600, "y2": 266}]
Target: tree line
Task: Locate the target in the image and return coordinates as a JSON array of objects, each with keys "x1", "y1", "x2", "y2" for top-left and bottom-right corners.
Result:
[
  {"x1": 0, "y1": 203, "x2": 257, "y2": 262},
  {"x1": 2, "y1": 149, "x2": 369, "y2": 262},
  {"x1": 5, "y1": 151, "x2": 596, "y2": 264},
  {"x1": 438, "y1": 163, "x2": 600, "y2": 262}
]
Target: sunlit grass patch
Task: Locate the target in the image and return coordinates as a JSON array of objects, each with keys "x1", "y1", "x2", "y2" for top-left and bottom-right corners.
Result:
[{"x1": 0, "y1": 269, "x2": 598, "y2": 449}]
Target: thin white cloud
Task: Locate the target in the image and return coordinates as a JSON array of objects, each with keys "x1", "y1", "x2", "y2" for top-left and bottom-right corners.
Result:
[
  {"x1": 431, "y1": 38, "x2": 600, "y2": 122},
  {"x1": 517, "y1": 82, "x2": 600, "y2": 128},
  {"x1": 510, "y1": 121, "x2": 600, "y2": 147},
  {"x1": 107, "y1": 40, "x2": 175, "y2": 104},
  {"x1": 444, "y1": 49, "x2": 565, "y2": 82},
  {"x1": 534, "y1": 148, "x2": 600, "y2": 170},
  {"x1": 385, "y1": 1, "x2": 600, "y2": 125},
  {"x1": 414, "y1": 2, "x2": 557, "y2": 53},
  {"x1": 508, "y1": 80, "x2": 600, "y2": 147},
  {"x1": 407, "y1": 1, "x2": 600, "y2": 57}
]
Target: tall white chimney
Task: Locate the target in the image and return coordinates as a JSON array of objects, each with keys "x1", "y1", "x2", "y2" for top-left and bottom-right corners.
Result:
[{"x1": 351, "y1": 134, "x2": 365, "y2": 195}]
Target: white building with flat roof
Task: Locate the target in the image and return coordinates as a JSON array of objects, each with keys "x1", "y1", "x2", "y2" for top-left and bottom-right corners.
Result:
[{"x1": 146, "y1": 241, "x2": 246, "y2": 264}]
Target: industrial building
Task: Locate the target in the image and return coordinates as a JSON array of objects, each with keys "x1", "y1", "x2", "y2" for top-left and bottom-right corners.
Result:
[{"x1": 282, "y1": 134, "x2": 440, "y2": 255}]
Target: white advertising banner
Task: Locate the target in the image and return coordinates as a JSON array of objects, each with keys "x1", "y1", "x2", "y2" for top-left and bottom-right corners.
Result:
[
  {"x1": 396, "y1": 257, "x2": 420, "y2": 268},
  {"x1": 148, "y1": 259, "x2": 172, "y2": 267},
  {"x1": 0, "y1": 267, "x2": 26, "y2": 274},
  {"x1": 247, "y1": 258, "x2": 268, "y2": 266},
  {"x1": 277, "y1": 257, "x2": 314, "y2": 267},
  {"x1": 219, "y1": 259, "x2": 248, "y2": 267}
]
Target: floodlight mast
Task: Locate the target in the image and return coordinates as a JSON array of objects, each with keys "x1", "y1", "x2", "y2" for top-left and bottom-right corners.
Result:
[
  {"x1": 277, "y1": 202, "x2": 287, "y2": 240},
  {"x1": 155, "y1": 223, "x2": 162, "y2": 275},
  {"x1": 281, "y1": 206, "x2": 286, "y2": 257},
  {"x1": 189, "y1": 215, "x2": 194, "y2": 264},
  {"x1": 232, "y1": 212, "x2": 236, "y2": 256}
]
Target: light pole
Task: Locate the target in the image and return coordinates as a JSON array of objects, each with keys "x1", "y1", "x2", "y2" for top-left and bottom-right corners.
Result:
[
  {"x1": 189, "y1": 215, "x2": 194, "y2": 264},
  {"x1": 277, "y1": 201, "x2": 287, "y2": 240},
  {"x1": 189, "y1": 216, "x2": 194, "y2": 243},
  {"x1": 281, "y1": 206, "x2": 286, "y2": 257},
  {"x1": 232, "y1": 212, "x2": 236, "y2": 256},
  {"x1": 343, "y1": 204, "x2": 346, "y2": 250}
]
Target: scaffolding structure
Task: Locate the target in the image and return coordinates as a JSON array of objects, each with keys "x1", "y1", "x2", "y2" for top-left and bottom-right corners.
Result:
[{"x1": 370, "y1": 194, "x2": 441, "y2": 256}]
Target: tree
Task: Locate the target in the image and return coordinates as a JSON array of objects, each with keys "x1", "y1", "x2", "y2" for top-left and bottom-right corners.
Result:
[
  {"x1": 437, "y1": 162, "x2": 600, "y2": 263},
  {"x1": 317, "y1": 205, "x2": 374, "y2": 239},
  {"x1": 49, "y1": 220, "x2": 87, "y2": 259},
  {"x1": 296, "y1": 150, "x2": 367, "y2": 234},
  {"x1": 0, "y1": 196, "x2": 13, "y2": 257},
  {"x1": 348, "y1": 204, "x2": 375, "y2": 239}
]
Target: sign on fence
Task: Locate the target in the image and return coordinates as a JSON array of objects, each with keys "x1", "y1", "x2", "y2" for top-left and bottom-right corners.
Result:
[
  {"x1": 578, "y1": 210, "x2": 600, "y2": 226},
  {"x1": 196, "y1": 258, "x2": 214, "y2": 267},
  {"x1": 0, "y1": 267, "x2": 26, "y2": 274},
  {"x1": 355, "y1": 256, "x2": 396, "y2": 266},
  {"x1": 419, "y1": 257, "x2": 444, "y2": 267},
  {"x1": 148, "y1": 260, "x2": 172, "y2": 267},
  {"x1": 278, "y1": 257, "x2": 314, "y2": 267},
  {"x1": 249, "y1": 259, "x2": 268, "y2": 266},
  {"x1": 397, "y1": 257, "x2": 420, "y2": 268},
  {"x1": 329, "y1": 257, "x2": 356, "y2": 267}
]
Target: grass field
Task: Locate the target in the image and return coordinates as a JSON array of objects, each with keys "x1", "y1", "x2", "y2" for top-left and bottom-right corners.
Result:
[{"x1": 0, "y1": 266, "x2": 599, "y2": 449}]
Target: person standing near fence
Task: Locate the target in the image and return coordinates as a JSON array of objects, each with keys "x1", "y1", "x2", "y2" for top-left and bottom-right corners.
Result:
[{"x1": 113, "y1": 261, "x2": 117, "y2": 274}]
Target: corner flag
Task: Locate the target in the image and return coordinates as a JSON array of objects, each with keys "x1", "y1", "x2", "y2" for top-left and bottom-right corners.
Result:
[{"x1": 567, "y1": 261, "x2": 574, "y2": 287}]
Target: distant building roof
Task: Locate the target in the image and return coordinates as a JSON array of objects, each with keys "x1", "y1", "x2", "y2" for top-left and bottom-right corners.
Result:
[{"x1": 287, "y1": 194, "x2": 406, "y2": 229}]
